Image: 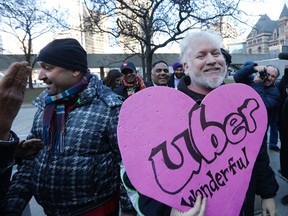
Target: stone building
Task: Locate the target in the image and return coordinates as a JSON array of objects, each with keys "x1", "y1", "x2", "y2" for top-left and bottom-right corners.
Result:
[{"x1": 246, "y1": 4, "x2": 288, "y2": 57}]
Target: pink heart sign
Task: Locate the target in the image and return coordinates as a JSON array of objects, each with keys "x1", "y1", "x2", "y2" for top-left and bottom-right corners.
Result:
[{"x1": 117, "y1": 83, "x2": 267, "y2": 215}]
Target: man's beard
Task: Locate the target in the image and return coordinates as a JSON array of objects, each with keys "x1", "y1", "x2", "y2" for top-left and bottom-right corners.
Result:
[
  {"x1": 190, "y1": 71, "x2": 226, "y2": 89},
  {"x1": 175, "y1": 73, "x2": 185, "y2": 79}
]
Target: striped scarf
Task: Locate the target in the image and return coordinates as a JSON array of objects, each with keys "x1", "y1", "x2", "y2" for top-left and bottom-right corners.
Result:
[
  {"x1": 42, "y1": 71, "x2": 92, "y2": 154},
  {"x1": 123, "y1": 74, "x2": 146, "y2": 97}
]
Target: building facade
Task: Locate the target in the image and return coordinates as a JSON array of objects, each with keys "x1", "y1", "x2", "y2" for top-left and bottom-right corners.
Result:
[
  {"x1": 246, "y1": 4, "x2": 288, "y2": 57},
  {"x1": 209, "y1": 17, "x2": 239, "y2": 49},
  {"x1": 54, "y1": 0, "x2": 109, "y2": 54}
]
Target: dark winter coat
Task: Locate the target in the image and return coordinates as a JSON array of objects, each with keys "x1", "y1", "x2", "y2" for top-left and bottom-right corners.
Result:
[
  {"x1": 233, "y1": 65, "x2": 281, "y2": 215},
  {"x1": 114, "y1": 81, "x2": 151, "y2": 100},
  {"x1": 1, "y1": 75, "x2": 132, "y2": 215},
  {"x1": 278, "y1": 70, "x2": 288, "y2": 179},
  {"x1": 167, "y1": 73, "x2": 183, "y2": 89},
  {"x1": 233, "y1": 63, "x2": 281, "y2": 119},
  {"x1": 122, "y1": 76, "x2": 279, "y2": 216},
  {"x1": 0, "y1": 131, "x2": 19, "y2": 207}
]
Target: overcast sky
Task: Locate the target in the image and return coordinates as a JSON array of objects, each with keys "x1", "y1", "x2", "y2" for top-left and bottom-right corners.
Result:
[
  {"x1": 2, "y1": 0, "x2": 288, "y2": 54},
  {"x1": 242, "y1": 0, "x2": 286, "y2": 20}
]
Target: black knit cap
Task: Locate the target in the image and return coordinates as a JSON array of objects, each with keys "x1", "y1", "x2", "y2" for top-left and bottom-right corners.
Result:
[{"x1": 36, "y1": 38, "x2": 88, "y2": 73}]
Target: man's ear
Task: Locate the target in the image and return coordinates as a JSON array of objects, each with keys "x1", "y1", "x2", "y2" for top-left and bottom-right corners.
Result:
[
  {"x1": 184, "y1": 63, "x2": 188, "y2": 70},
  {"x1": 72, "y1": 71, "x2": 82, "y2": 77}
]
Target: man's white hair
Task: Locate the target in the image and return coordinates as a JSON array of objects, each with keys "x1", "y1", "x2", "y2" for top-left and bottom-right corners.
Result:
[{"x1": 180, "y1": 30, "x2": 223, "y2": 64}]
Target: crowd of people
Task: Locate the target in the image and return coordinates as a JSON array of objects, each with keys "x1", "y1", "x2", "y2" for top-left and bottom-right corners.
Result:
[{"x1": 0, "y1": 29, "x2": 287, "y2": 216}]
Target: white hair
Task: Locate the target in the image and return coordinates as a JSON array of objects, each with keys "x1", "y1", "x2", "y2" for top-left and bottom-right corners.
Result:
[{"x1": 180, "y1": 30, "x2": 223, "y2": 64}]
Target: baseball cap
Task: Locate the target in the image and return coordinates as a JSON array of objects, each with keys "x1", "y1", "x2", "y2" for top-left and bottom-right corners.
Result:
[{"x1": 121, "y1": 61, "x2": 136, "y2": 73}]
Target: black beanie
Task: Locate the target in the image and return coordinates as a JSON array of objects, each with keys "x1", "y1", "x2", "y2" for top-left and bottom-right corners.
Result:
[{"x1": 36, "y1": 38, "x2": 88, "y2": 73}]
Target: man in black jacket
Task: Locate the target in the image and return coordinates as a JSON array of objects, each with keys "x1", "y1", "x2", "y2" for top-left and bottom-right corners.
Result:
[
  {"x1": 1, "y1": 39, "x2": 132, "y2": 216},
  {"x1": 148, "y1": 60, "x2": 170, "y2": 87},
  {"x1": 114, "y1": 61, "x2": 150, "y2": 100},
  {"x1": 277, "y1": 65, "x2": 288, "y2": 205},
  {"x1": 122, "y1": 30, "x2": 278, "y2": 216},
  {"x1": 233, "y1": 61, "x2": 281, "y2": 152},
  {"x1": 167, "y1": 61, "x2": 185, "y2": 89},
  {"x1": 178, "y1": 33, "x2": 278, "y2": 216}
]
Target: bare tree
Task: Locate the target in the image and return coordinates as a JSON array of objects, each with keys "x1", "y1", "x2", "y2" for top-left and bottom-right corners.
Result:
[
  {"x1": 0, "y1": 0, "x2": 68, "y2": 88},
  {"x1": 83, "y1": 0, "x2": 252, "y2": 81}
]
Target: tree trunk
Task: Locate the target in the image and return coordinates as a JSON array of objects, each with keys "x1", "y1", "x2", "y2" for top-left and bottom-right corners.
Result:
[
  {"x1": 141, "y1": 55, "x2": 147, "y2": 81},
  {"x1": 25, "y1": 53, "x2": 34, "y2": 89},
  {"x1": 146, "y1": 52, "x2": 153, "y2": 82},
  {"x1": 26, "y1": 36, "x2": 34, "y2": 89}
]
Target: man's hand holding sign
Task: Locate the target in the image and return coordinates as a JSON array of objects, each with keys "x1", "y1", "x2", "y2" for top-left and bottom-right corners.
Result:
[{"x1": 118, "y1": 84, "x2": 267, "y2": 216}]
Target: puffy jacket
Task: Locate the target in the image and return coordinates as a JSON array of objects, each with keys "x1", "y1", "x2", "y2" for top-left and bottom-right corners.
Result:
[{"x1": 2, "y1": 75, "x2": 131, "y2": 215}]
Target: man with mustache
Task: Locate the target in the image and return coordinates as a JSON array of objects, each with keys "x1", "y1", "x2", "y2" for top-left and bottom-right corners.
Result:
[
  {"x1": 168, "y1": 61, "x2": 185, "y2": 89},
  {"x1": 121, "y1": 30, "x2": 278, "y2": 216},
  {"x1": 115, "y1": 61, "x2": 150, "y2": 100},
  {"x1": 149, "y1": 60, "x2": 171, "y2": 87},
  {"x1": 1, "y1": 38, "x2": 132, "y2": 215},
  {"x1": 233, "y1": 62, "x2": 281, "y2": 153}
]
